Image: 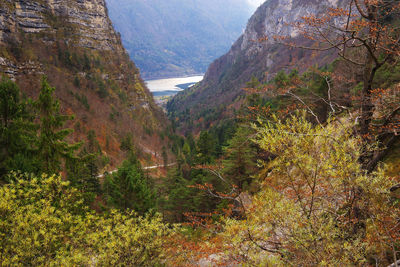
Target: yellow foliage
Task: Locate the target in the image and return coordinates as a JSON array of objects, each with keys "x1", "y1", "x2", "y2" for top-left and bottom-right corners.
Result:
[
  {"x1": 217, "y1": 113, "x2": 399, "y2": 266},
  {"x1": 0, "y1": 172, "x2": 170, "y2": 266}
]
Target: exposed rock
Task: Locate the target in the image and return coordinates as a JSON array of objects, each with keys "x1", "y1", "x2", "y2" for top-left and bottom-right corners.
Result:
[
  {"x1": 206, "y1": 0, "x2": 347, "y2": 84},
  {"x1": 168, "y1": 0, "x2": 348, "y2": 133},
  {"x1": 0, "y1": 0, "x2": 170, "y2": 167},
  {"x1": 0, "y1": 57, "x2": 7, "y2": 65},
  {"x1": 1, "y1": 0, "x2": 122, "y2": 52},
  {"x1": 235, "y1": 192, "x2": 252, "y2": 211},
  {"x1": 15, "y1": 1, "x2": 49, "y2": 33}
]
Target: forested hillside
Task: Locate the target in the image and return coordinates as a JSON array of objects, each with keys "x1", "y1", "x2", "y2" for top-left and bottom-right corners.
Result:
[
  {"x1": 106, "y1": 0, "x2": 254, "y2": 79},
  {"x1": 164, "y1": 0, "x2": 400, "y2": 264},
  {"x1": 0, "y1": 0, "x2": 170, "y2": 168}
]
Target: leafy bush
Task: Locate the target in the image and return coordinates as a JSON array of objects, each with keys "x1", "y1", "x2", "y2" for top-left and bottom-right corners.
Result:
[
  {"x1": 219, "y1": 113, "x2": 400, "y2": 266},
  {"x1": 0, "y1": 173, "x2": 170, "y2": 266}
]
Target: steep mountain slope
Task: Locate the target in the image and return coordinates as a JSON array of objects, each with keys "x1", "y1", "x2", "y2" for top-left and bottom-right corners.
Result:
[
  {"x1": 106, "y1": 0, "x2": 254, "y2": 79},
  {"x1": 0, "y1": 0, "x2": 169, "y2": 167},
  {"x1": 168, "y1": 0, "x2": 346, "y2": 133}
]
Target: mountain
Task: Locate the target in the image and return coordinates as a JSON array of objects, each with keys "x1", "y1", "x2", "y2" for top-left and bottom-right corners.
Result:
[
  {"x1": 106, "y1": 0, "x2": 254, "y2": 79},
  {"x1": 0, "y1": 0, "x2": 169, "y2": 167},
  {"x1": 167, "y1": 0, "x2": 345, "y2": 133}
]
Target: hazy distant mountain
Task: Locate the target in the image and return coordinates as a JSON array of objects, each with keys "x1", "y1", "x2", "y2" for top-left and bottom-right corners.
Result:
[{"x1": 106, "y1": 0, "x2": 254, "y2": 79}]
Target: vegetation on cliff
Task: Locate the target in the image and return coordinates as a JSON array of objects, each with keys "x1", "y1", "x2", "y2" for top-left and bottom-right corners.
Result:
[{"x1": 0, "y1": 0, "x2": 171, "y2": 168}]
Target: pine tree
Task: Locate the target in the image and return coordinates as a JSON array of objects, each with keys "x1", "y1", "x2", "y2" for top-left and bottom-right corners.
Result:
[
  {"x1": 103, "y1": 153, "x2": 155, "y2": 214},
  {"x1": 0, "y1": 77, "x2": 37, "y2": 179},
  {"x1": 85, "y1": 130, "x2": 102, "y2": 183},
  {"x1": 222, "y1": 126, "x2": 257, "y2": 190},
  {"x1": 196, "y1": 131, "x2": 216, "y2": 164},
  {"x1": 162, "y1": 146, "x2": 168, "y2": 167},
  {"x1": 162, "y1": 167, "x2": 193, "y2": 222},
  {"x1": 182, "y1": 141, "x2": 192, "y2": 165},
  {"x1": 66, "y1": 130, "x2": 102, "y2": 204},
  {"x1": 35, "y1": 77, "x2": 80, "y2": 174}
]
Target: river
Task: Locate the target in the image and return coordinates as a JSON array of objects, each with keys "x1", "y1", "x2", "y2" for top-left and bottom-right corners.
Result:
[{"x1": 145, "y1": 75, "x2": 203, "y2": 97}]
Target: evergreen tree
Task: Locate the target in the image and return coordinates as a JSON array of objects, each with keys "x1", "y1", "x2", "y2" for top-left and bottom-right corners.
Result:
[
  {"x1": 0, "y1": 78, "x2": 37, "y2": 180},
  {"x1": 182, "y1": 141, "x2": 192, "y2": 165},
  {"x1": 35, "y1": 77, "x2": 80, "y2": 174},
  {"x1": 162, "y1": 146, "x2": 168, "y2": 167},
  {"x1": 222, "y1": 126, "x2": 257, "y2": 190},
  {"x1": 103, "y1": 153, "x2": 155, "y2": 214},
  {"x1": 66, "y1": 130, "x2": 102, "y2": 204},
  {"x1": 85, "y1": 130, "x2": 102, "y2": 182},
  {"x1": 161, "y1": 167, "x2": 194, "y2": 222},
  {"x1": 161, "y1": 166, "x2": 219, "y2": 223},
  {"x1": 185, "y1": 133, "x2": 196, "y2": 159},
  {"x1": 196, "y1": 131, "x2": 216, "y2": 164},
  {"x1": 120, "y1": 133, "x2": 134, "y2": 152},
  {"x1": 274, "y1": 70, "x2": 289, "y2": 89},
  {"x1": 0, "y1": 78, "x2": 21, "y2": 130}
]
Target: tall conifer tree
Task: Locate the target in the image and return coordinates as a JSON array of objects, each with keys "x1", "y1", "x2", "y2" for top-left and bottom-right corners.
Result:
[
  {"x1": 103, "y1": 153, "x2": 155, "y2": 214},
  {"x1": 0, "y1": 78, "x2": 37, "y2": 179},
  {"x1": 35, "y1": 77, "x2": 80, "y2": 174}
]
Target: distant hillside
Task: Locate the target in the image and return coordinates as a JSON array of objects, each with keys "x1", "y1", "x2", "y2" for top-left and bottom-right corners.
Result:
[
  {"x1": 0, "y1": 0, "x2": 170, "y2": 167},
  {"x1": 106, "y1": 0, "x2": 253, "y2": 79},
  {"x1": 168, "y1": 0, "x2": 345, "y2": 133}
]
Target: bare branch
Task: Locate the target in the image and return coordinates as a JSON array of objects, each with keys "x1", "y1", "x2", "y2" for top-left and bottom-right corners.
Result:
[
  {"x1": 286, "y1": 91, "x2": 322, "y2": 125},
  {"x1": 354, "y1": 0, "x2": 370, "y2": 19}
]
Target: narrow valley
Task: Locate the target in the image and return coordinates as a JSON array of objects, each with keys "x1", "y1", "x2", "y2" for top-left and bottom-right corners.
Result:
[{"x1": 1, "y1": 0, "x2": 400, "y2": 266}]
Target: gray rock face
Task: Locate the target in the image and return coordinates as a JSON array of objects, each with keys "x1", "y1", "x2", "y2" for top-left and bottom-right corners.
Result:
[
  {"x1": 168, "y1": 0, "x2": 348, "y2": 132},
  {"x1": 203, "y1": 0, "x2": 347, "y2": 84},
  {"x1": 0, "y1": 0, "x2": 122, "y2": 52},
  {"x1": 15, "y1": 1, "x2": 48, "y2": 33},
  {"x1": 237, "y1": 0, "x2": 343, "y2": 66}
]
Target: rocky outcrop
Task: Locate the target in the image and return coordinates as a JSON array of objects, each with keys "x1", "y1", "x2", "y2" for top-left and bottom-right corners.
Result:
[
  {"x1": 204, "y1": 0, "x2": 346, "y2": 82},
  {"x1": 0, "y1": 56, "x2": 43, "y2": 80},
  {"x1": 1, "y1": 0, "x2": 122, "y2": 51},
  {"x1": 168, "y1": 0, "x2": 347, "y2": 133},
  {"x1": 0, "y1": 0, "x2": 124, "y2": 80},
  {"x1": 0, "y1": 0, "x2": 170, "y2": 167}
]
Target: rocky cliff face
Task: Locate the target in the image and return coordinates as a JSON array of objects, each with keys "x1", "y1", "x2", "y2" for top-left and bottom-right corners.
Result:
[
  {"x1": 0, "y1": 0, "x2": 170, "y2": 167},
  {"x1": 1, "y1": 0, "x2": 121, "y2": 50},
  {"x1": 168, "y1": 0, "x2": 346, "y2": 132}
]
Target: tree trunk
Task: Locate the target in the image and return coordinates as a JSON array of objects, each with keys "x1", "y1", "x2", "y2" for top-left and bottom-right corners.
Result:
[
  {"x1": 365, "y1": 135, "x2": 400, "y2": 172},
  {"x1": 360, "y1": 54, "x2": 375, "y2": 137}
]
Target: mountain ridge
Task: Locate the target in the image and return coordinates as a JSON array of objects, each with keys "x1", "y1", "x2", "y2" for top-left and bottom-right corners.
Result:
[
  {"x1": 167, "y1": 0, "x2": 345, "y2": 133},
  {"x1": 0, "y1": 0, "x2": 170, "y2": 167}
]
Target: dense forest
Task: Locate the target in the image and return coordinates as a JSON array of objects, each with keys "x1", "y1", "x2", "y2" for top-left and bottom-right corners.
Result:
[{"x1": 1, "y1": 0, "x2": 400, "y2": 266}]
